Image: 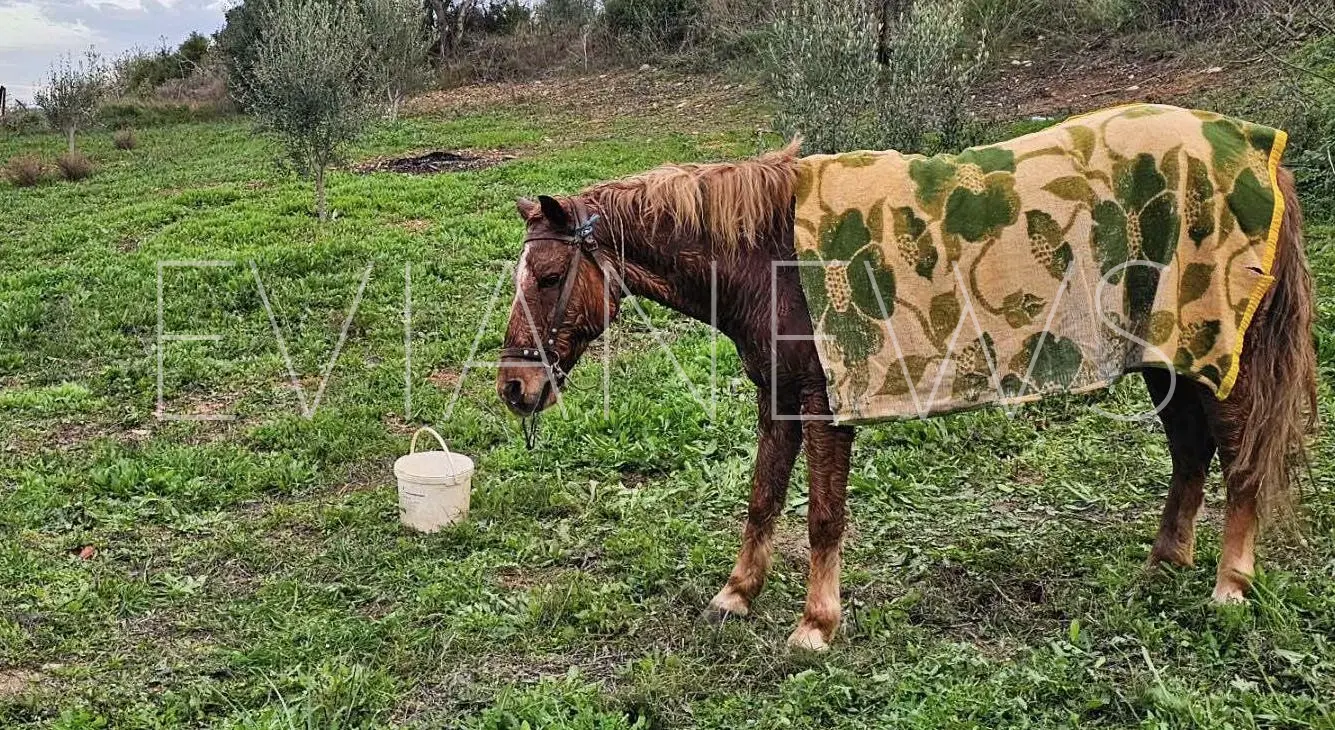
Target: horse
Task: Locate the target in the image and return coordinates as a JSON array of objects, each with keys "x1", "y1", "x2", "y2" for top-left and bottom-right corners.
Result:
[{"x1": 495, "y1": 139, "x2": 1316, "y2": 651}]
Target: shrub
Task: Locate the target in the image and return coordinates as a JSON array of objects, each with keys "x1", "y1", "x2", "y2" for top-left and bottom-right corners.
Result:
[
  {"x1": 113, "y1": 129, "x2": 138, "y2": 150},
  {"x1": 605, "y1": 0, "x2": 703, "y2": 53},
  {"x1": 535, "y1": 0, "x2": 597, "y2": 28},
  {"x1": 96, "y1": 101, "x2": 229, "y2": 130},
  {"x1": 442, "y1": 24, "x2": 601, "y2": 83},
  {"x1": 364, "y1": 0, "x2": 431, "y2": 120},
  {"x1": 766, "y1": 0, "x2": 990, "y2": 155},
  {"x1": 1286, "y1": 36, "x2": 1335, "y2": 221},
  {"x1": 35, "y1": 51, "x2": 111, "y2": 154},
  {"x1": 115, "y1": 33, "x2": 213, "y2": 97},
  {"x1": 875, "y1": 0, "x2": 990, "y2": 152},
  {"x1": 765, "y1": 0, "x2": 877, "y2": 155},
  {"x1": 0, "y1": 103, "x2": 48, "y2": 136},
  {"x1": 55, "y1": 152, "x2": 95, "y2": 181},
  {"x1": 3, "y1": 155, "x2": 46, "y2": 187},
  {"x1": 241, "y1": 0, "x2": 378, "y2": 220}
]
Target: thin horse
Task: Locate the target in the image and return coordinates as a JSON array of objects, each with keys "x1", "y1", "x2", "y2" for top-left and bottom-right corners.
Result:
[{"x1": 496, "y1": 140, "x2": 1315, "y2": 651}]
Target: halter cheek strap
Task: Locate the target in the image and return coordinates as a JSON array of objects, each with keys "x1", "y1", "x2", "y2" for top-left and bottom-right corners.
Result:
[{"x1": 499, "y1": 198, "x2": 622, "y2": 408}]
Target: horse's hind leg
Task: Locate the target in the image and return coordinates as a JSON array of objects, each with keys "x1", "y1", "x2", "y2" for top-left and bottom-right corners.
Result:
[
  {"x1": 1143, "y1": 369, "x2": 1216, "y2": 567},
  {"x1": 706, "y1": 387, "x2": 802, "y2": 618}
]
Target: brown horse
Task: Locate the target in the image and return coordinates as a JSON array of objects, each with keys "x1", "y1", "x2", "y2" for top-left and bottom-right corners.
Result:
[{"x1": 496, "y1": 142, "x2": 1316, "y2": 651}]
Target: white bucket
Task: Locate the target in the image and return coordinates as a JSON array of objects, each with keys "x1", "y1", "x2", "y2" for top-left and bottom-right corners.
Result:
[{"x1": 394, "y1": 427, "x2": 474, "y2": 533}]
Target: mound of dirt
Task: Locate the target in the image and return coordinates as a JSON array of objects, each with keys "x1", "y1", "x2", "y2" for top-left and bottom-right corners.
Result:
[{"x1": 355, "y1": 149, "x2": 513, "y2": 174}]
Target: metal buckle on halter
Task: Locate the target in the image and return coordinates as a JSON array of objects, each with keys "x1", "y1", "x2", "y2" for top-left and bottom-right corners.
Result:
[{"x1": 573, "y1": 214, "x2": 600, "y2": 247}]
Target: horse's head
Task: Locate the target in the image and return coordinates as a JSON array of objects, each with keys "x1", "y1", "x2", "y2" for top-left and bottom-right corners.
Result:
[{"x1": 497, "y1": 194, "x2": 620, "y2": 416}]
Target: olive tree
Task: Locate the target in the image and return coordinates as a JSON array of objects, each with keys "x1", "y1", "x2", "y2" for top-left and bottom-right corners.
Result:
[
  {"x1": 364, "y1": 0, "x2": 431, "y2": 120},
  {"x1": 36, "y1": 51, "x2": 110, "y2": 154},
  {"x1": 767, "y1": 0, "x2": 990, "y2": 154},
  {"x1": 242, "y1": 0, "x2": 375, "y2": 220}
]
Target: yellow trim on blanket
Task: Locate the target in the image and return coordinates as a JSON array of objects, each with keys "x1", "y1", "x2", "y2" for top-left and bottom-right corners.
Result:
[{"x1": 1217, "y1": 128, "x2": 1288, "y2": 400}]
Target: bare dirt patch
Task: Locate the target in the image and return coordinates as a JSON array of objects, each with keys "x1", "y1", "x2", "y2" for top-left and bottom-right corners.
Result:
[
  {"x1": 354, "y1": 149, "x2": 513, "y2": 175},
  {"x1": 0, "y1": 669, "x2": 38, "y2": 699},
  {"x1": 408, "y1": 70, "x2": 766, "y2": 138},
  {"x1": 398, "y1": 218, "x2": 433, "y2": 234},
  {"x1": 976, "y1": 41, "x2": 1252, "y2": 120}
]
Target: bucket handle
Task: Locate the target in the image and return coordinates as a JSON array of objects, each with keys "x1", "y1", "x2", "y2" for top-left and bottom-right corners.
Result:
[{"x1": 410, "y1": 426, "x2": 452, "y2": 456}]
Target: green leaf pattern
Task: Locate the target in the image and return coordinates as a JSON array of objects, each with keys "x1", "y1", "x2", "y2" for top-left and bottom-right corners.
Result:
[{"x1": 792, "y1": 104, "x2": 1285, "y2": 423}]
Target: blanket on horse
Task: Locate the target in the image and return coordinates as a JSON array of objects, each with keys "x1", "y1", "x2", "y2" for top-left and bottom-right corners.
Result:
[{"x1": 793, "y1": 104, "x2": 1287, "y2": 424}]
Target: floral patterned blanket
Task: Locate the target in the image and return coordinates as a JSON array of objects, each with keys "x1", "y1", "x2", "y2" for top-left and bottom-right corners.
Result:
[{"x1": 793, "y1": 104, "x2": 1287, "y2": 424}]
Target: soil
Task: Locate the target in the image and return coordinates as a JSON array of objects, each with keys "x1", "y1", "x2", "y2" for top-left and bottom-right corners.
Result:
[
  {"x1": 0, "y1": 670, "x2": 36, "y2": 699},
  {"x1": 354, "y1": 149, "x2": 513, "y2": 175},
  {"x1": 407, "y1": 69, "x2": 767, "y2": 135},
  {"x1": 974, "y1": 40, "x2": 1257, "y2": 120}
]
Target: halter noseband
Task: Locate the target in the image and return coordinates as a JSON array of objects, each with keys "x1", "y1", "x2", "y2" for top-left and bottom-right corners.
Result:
[{"x1": 499, "y1": 198, "x2": 621, "y2": 412}]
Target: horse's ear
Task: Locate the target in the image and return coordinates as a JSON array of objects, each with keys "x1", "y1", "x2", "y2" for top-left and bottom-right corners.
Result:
[
  {"x1": 515, "y1": 197, "x2": 539, "y2": 219},
  {"x1": 537, "y1": 195, "x2": 570, "y2": 228}
]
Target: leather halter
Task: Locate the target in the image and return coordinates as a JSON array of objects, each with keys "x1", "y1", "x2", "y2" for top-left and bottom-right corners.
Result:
[{"x1": 499, "y1": 198, "x2": 621, "y2": 409}]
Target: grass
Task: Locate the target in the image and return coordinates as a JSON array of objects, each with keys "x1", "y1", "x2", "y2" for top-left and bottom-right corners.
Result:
[{"x1": 1, "y1": 88, "x2": 1334, "y2": 729}]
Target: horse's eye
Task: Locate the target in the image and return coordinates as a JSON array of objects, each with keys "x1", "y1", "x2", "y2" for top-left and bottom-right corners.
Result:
[{"x1": 538, "y1": 274, "x2": 562, "y2": 289}]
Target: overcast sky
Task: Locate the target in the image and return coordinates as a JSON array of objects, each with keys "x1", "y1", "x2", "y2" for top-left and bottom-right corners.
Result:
[{"x1": 0, "y1": 0, "x2": 229, "y2": 104}]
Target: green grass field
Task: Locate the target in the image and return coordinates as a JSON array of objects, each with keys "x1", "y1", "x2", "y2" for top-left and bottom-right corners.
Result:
[{"x1": 1, "y1": 91, "x2": 1333, "y2": 728}]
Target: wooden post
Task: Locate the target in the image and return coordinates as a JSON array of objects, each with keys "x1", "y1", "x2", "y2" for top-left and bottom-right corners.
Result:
[{"x1": 0, "y1": 86, "x2": 7, "y2": 119}]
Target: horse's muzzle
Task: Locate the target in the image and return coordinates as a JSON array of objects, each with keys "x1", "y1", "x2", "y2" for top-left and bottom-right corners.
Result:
[{"x1": 496, "y1": 365, "x2": 556, "y2": 416}]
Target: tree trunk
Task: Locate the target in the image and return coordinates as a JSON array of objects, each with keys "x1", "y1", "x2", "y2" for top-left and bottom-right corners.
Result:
[
  {"x1": 315, "y1": 166, "x2": 327, "y2": 222},
  {"x1": 66, "y1": 126, "x2": 76, "y2": 154},
  {"x1": 877, "y1": 0, "x2": 902, "y2": 66},
  {"x1": 429, "y1": 0, "x2": 450, "y2": 58},
  {"x1": 452, "y1": 0, "x2": 477, "y2": 54}
]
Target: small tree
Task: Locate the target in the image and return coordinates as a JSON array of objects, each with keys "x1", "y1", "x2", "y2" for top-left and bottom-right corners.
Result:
[
  {"x1": 36, "y1": 51, "x2": 109, "y2": 154},
  {"x1": 364, "y1": 0, "x2": 431, "y2": 120},
  {"x1": 767, "y1": 0, "x2": 990, "y2": 154},
  {"x1": 242, "y1": 0, "x2": 376, "y2": 221}
]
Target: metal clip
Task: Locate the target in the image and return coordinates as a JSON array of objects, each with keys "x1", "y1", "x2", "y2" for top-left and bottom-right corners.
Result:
[{"x1": 573, "y1": 214, "x2": 600, "y2": 243}]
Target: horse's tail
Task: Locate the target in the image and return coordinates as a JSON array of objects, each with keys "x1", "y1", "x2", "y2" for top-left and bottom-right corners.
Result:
[{"x1": 1230, "y1": 167, "x2": 1318, "y2": 523}]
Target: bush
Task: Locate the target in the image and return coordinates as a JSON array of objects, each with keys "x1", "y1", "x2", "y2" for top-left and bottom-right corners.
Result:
[
  {"x1": 365, "y1": 0, "x2": 431, "y2": 119},
  {"x1": 3, "y1": 155, "x2": 46, "y2": 187},
  {"x1": 113, "y1": 129, "x2": 138, "y2": 150},
  {"x1": 442, "y1": 24, "x2": 600, "y2": 83},
  {"x1": 241, "y1": 0, "x2": 379, "y2": 220},
  {"x1": 876, "y1": 0, "x2": 990, "y2": 151},
  {"x1": 767, "y1": 0, "x2": 990, "y2": 154},
  {"x1": 535, "y1": 0, "x2": 597, "y2": 28},
  {"x1": 1286, "y1": 36, "x2": 1335, "y2": 221},
  {"x1": 115, "y1": 33, "x2": 213, "y2": 97},
  {"x1": 55, "y1": 152, "x2": 95, "y2": 181},
  {"x1": 36, "y1": 51, "x2": 111, "y2": 154},
  {"x1": 96, "y1": 100, "x2": 230, "y2": 130},
  {"x1": 0, "y1": 104, "x2": 48, "y2": 136},
  {"x1": 605, "y1": 0, "x2": 703, "y2": 53},
  {"x1": 765, "y1": 0, "x2": 877, "y2": 154}
]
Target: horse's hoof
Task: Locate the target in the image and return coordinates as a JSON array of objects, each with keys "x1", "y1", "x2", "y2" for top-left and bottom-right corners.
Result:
[
  {"x1": 786, "y1": 623, "x2": 830, "y2": 652},
  {"x1": 1211, "y1": 584, "x2": 1248, "y2": 604},
  {"x1": 702, "y1": 588, "x2": 750, "y2": 623},
  {"x1": 1146, "y1": 543, "x2": 1194, "y2": 569}
]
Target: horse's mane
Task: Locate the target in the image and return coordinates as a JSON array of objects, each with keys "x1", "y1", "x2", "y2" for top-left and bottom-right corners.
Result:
[{"x1": 586, "y1": 139, "x2": 800, "y2": 252}]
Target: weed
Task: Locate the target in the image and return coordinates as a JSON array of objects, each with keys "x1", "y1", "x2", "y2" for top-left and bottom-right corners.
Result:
[
  {"x1": 112, "y1": 129, "x2": 138, "y2": 150},
  {"x1": 54, "y1": 151, "x2": 95, "y2": 181},
  {"x1": 2, "y1": 154, "x2": 45, "y2": 187}
]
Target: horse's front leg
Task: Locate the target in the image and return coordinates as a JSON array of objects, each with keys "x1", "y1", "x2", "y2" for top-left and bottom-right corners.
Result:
[
  {"x1": 707, "y1": 388, "x2": 802, "y2": 618},
  {"x1": 788, "y1": 401, "x2": 854, "y2": 651}
]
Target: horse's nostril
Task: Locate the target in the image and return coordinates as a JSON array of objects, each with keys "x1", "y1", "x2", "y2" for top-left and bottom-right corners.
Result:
[{"x1": 502, "y1": 379, "x2": 524, "y2": 403}]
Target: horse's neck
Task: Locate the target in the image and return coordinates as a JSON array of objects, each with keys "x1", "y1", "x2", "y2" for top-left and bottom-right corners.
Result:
[
  {"x1": 609, "y1": 234, "x2": 714, "y2": 324},
  {"x1": 608, "y1": 226, "x2": 774, "y2": 347}
]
